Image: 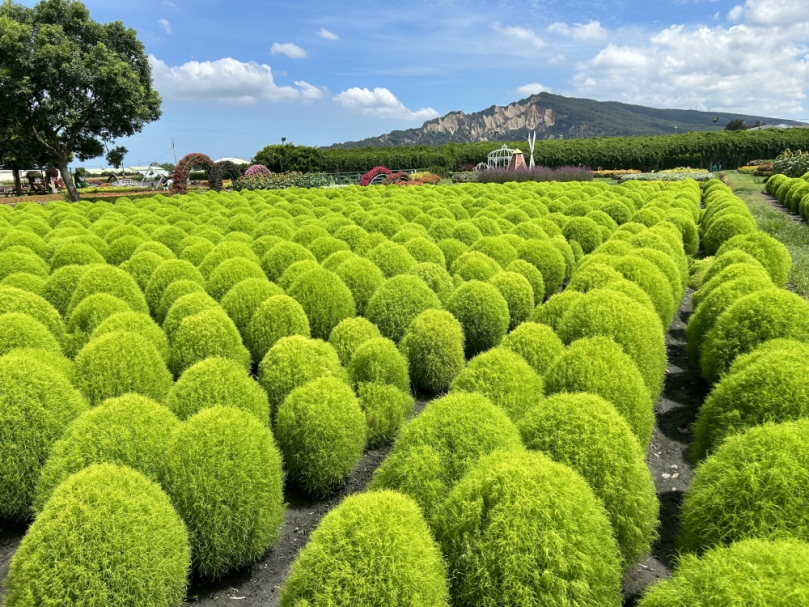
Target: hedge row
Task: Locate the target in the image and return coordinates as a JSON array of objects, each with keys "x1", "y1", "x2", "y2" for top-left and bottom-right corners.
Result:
[{"x1": 765, "y1": 171, "x2": 809, "y2": 220}]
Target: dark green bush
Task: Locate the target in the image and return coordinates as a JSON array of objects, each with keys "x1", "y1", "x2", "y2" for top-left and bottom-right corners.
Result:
[
  {"x1": 348, "y1": 336, "x2": 410, "y2": 392},
  {"x1": 91, "y1": 311, "x2": 170, "y2": 363},
  {"x1": 163, "y1": 406, "x2": 284, "y2": 578},
  {"x1": 287, "y1": 268, "x2": 355, "y2": 340},
  {"x1": 170, "y1": 307, "x2": 250, "y2": 376},
  {"x1": 4, "y1": 463, "x2": 189, "y2": 607},
  {"x1": 366, "y1": 274, "x2": 441, "y2": 343},
  {"x1": 220, "y1": 277, "x2": 284, "y2": 335},
  {"x1": 680, "y1": 419, "x2": 809, "y2": 554},
  {"x1": 370, "y1": 391, "x2": 522, "y2": 519},
  {"x1": 328, "y1": 316, "x2": 382, "y2": 366},
  {"x1": 517, "y1": 239, "x2": 566, "y2": 297},
  {"x1": 356, "y1": 382, "x2": 414, "y2": 447},
  {"x1": 165, "y1": 357, "x2": 269, "y2": 423},
  {"x1": 275, "y1": 377, "x2": 366, "y2": 495},
  {"x1": 500, "y1": 321, "x2": 564, "y2": 376},
  {"x1": 144, "y1": 259, "x2": 205, "y2": 315},
  {"x1": 0, "y1": 312, "x2": 61, "y2": 357},
  {"x1": 518, "y1": 393, "x2": 658, "y2": 565},
  {"x1": 447, "y1": 280, "x2": 510, "y2": 357},
  {"x1": 488, "y1": 270, "x2": 534, "y2": 330},
  {"x1": 246, "y1": 295, "x2": 310, "y2": 362},
  {"x1": 399, "y1": 309, "x2": 465, "y2": 395},
  {"x1": 280, "y1": 490, "x2": 448, "y2": 607},
  {"x1": 432, "y1": 449, "x2": 622, "y2": 607}
]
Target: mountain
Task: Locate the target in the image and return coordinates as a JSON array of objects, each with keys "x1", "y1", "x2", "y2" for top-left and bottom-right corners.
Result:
[{"x1": 329, "y1": 92, "x2": 806, "y2": 148}]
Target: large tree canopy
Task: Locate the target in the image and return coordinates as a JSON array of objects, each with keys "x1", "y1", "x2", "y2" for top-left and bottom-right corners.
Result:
[{"x1": 0, "y1": 0, "x2": 161, "y2": 200}]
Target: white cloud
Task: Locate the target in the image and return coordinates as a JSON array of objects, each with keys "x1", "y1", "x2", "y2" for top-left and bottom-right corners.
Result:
[
  {"x1": 161, "y1": 0, "x2": 177, "y2": 8},
  {"x1": 149, "y1": 55, "x2": 324, "y2": 104},
  {"x1": 158, "y1": 19, "x2": 172, "y2": 34},
  {"x1": 493, "y1": 24, "x2": 545, "y2": 48},
  {"x1": 516, "y1": 83, "x2": 551, "y2": 96},
  {"x1": 728, "y1": 5, "x2": 744, "y2": 21},
  {"x1": 318, "y1": 28, "x2": 340, "y2": 41},
  {"x1": 549, "y1": 54, "x2": 567, "y2": 64},
  {"x1": 740, "y1": 0, "x2": 809, "y2": 27},
  {"x1": 270, "y1": 42, "x2": 307, "y2": 59},
  {"x1": 547, "y1": 20, "x2": 608, "y2": 41},
  {"x1": 333, "y1": 87, "x2": 439, "y2": 121},
  {"x1": 589, "y1": 44, "x2": 649, "y2": 70}
]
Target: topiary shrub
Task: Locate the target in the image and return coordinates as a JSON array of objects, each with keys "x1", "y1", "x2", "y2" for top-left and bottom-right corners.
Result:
[
  {"x1": 275, "y1": 377, "x2": 366, "y2": 495},
  {"x1": 505, "y1": 259, "x2": 545, "y2": 306},
  {"x1": 356, "y1": 382, "x2": 414, "y2": 447},
  {"x1": 366, "y1": 274, "x2": 441, "y2": 343},
  {"x1": 165, "y1": 357, "x2": 269, "y2": 423},
  {"x1": 33, "y1": 394, "x2": 180, "y2": 512},
  {"x1": 679, "y1": 419, "x2": 809, "y2": 554},
  {"x1": 370, "y1": 391, "x2": 522, "y2": 519},
  {"x1": 637, "y1": 539, "x2": 809, "y2": 607},
  {"x1": 499, "y1": 321, "x2": 564, "y2": 376},
  {"x1": 73, "y1": 331, "x2": 173, "y2": 406},
  {"x1": 205, "y1": 257, "x2": 266, "y2": 301},
  {"x1": 280, "y1": 490, "x2": 448, "y2": 607},
  {"x1": 333, "y1": 256, "x2": 385, "y2": 316},
  {"x1": 156, "y1": 279, "x2": 207, "y2": 324},
  {"x1": 716, "y1": 231, "x2": 792, "y2": 287},
  {"x1": 518, "y1": 393, "x2": 658, "y2": 565},
  {"x1": 725, "y1": 338, "x2": 809, "y2": 377},
  {"x1": 91, "y1": 311, "x2": 170, "y2": 363},
  {"x1": 287, "y1": 268, "x2": 355, "y2": 340},
  {"x1": 257, "y1": 335, "x2": 345, "y2": 419},
  {"x1": 162, "y1": 291, "x2": 219, "y2": 342},
  {"x1": 0, "y1": 312, "x2": 61, "y2": 357},
  {"x1": 245, "y1": 295, "x2": 310, "y2": 363},
  {"x1": 366, "y1": 240, "x2": 418, "y2": 278},
  {"x1": 144, "y1": 259, "x2": 205, "y2": 315},
  {"x1": 447, "y1": 280, "x2": 510, "y2": 357},
  {"x1": 162, "y1": 406, "x2": 284, "y2": 578},
  {"x1": 557, "y1": 289, "x2": 667, "y2": 399},
  {"x1": 0, "y1": 354, "x2": 87, "y2": 519},
  {"x1": 169, "y1": 307, "x2": 250, "y2": 376},
  {"x1": 261, "y1": 241, "x2": 317, "y2": 282},
  {"x1": 437, "y1": 237, "x2": 468, "y2": 269},
  {"x1": 703, "y1": 213, "x2": 757, "y2": 255},
  {"x1": 348, "y1": 336, "x2": 410, "y2": 392},
  {"x1": 49, "y1": 242, "x2": 106, "y2": 271},
  {"x1": 562, "y1": 216, "x2": 603, "y2": 254},
  {"x1": 0, "y1": 251, "x2": 49, "y2": 282},
  {"x1": 693, "y1": 256, "x2": 771, "y2": 309},
  {"x1": 451, "y1": 251, "x2": 502, "y2": 282},
  {"x1": 220, "y1": 277, "x2": 284, "y2": 335},
  {"x1": 701, "y1": 288, "x2": 809, "y2": 383},
  {"x1": 399, "y1": 309, "x2": 465, "y2": 395},
  {"x1": 516, "y1": 239, "x2": 566, "y2": 298},
  {"x1": 121, "y1": 251, "x2": 165, "y2": 291},
  {"x1": 530, "y1": 289, "x2": 585, "y2": 330},
  {"x1": 66, "y1": 264, "x2": 147, "y2": 318},
  {"x1": 41, "y1": 264, "x2": 90, "y2": 317},
  {"x1": 544, "y1": 336, "x2": 655, "y2": 446},
  {"x1": 488, "y1": 270, "x2": 534, "y2": 330},
  {"x1": 4, "y1": 463, "x2": 189, "y2": 607},
  {"x1": 278, "y1": 259, "x2": 321, "y2": 290},
  {"x1": 0, "y1": 286, "x2": 66, "y2": 344},
  {"x1": 450, "y1": 346, "x2": 543, "y2": 422},
  {"x1": 432, "y1": 449, "x2": 622, "y2": 607},
  {"x1": 408, "y1": 262, "x2": 454, "y2": 303},
  {"x1": 328, "y1": 316, "x2": 382, "y2": 366}
]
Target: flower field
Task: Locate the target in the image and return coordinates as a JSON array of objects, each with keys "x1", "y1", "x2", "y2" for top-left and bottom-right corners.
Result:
[{"x1": 0, "y1": 176, "x2": 807, "y2": 606}]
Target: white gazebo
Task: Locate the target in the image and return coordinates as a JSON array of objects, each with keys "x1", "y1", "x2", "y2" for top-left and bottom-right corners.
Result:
[{"x1": 487, "y1": 144, "x2": 514, "y2": 169}]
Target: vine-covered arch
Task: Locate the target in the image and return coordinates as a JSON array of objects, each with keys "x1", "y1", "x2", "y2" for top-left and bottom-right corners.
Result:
[
  {"x1": 172, "y1": 153, "x2": 215, "y2": 193},
  {"x1": 209, "y1": 160, "x2": 243, "y2": 191}
]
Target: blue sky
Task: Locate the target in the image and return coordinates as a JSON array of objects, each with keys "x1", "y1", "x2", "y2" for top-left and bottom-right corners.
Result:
[{"x1": 27, "y1": 0, "x2": 809, "y2": 166}]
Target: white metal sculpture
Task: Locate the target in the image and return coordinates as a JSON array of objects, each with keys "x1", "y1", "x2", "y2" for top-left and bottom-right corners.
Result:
[
  {"x1": 487, "y1": 144, "x2": 514, "y2": 169},
  {"x1": 527, "y1": 131, "x2": 536, "y2": 168}
]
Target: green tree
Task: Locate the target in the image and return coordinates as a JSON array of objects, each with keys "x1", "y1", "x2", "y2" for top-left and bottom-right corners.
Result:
[
  {"x1": 105, "y1": 145, "x2": 127, "y2": 173},
  {"x1": 0, "y1": 0, "x2": 161, "y2": 201},
  {"x1": 725, "y1": 119, "x2": 747, "y2": 131},
  {"x1": 0, "y1": 121, "x2": 56, "y2": 194},
  {"x1": 253, "y1": 144, "x2": 325, "y2": 173}
]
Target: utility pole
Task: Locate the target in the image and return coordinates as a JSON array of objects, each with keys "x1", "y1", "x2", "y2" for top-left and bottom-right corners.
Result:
[{"x1": 172, "y1": 140, "x2": 177, "y2": 165}]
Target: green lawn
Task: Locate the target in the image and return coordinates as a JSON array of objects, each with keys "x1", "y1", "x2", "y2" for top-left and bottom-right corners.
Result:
[{"x1": 723, "y1": 172, "x2": 809, "y2": 299}]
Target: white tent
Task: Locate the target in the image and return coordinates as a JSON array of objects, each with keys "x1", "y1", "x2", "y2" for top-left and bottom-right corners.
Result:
[{"x1": 213, "y1": 157, "x2": 251, "y2": 165}]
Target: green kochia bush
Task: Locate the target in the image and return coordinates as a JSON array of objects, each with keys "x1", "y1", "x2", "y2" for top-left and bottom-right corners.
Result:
[
  {"x1": 0, "y1": 286, "x2": 66, "y2": 344},
  {"x1": 162, "y1": 292, "x2": 219, "y2": 343},
  {"x1": 356, "y1": 382, "x2": 414, "y2": 447},
  {"x1": 280, "y1": 490, "x2": 449, "y2": 607},
  {"x1": 517, "y1": 239, "x2": 566, "y2": 298},
  {"x1": 531, "y1": 289, "x2": 585, "y2": 330},
  {"x1": 33, "y1": 394, "x2": 180, "y2": 512},
  {"x1": 505, "y1": 259, "x2": 545, "y2": 305},
  {"x1": 680, "y1": 419, "x2": 809, "y2": 554},
  {"x1": 447, "y1": 280, "x2": 510, "y2": 357},
  {"x1": 518, "y1": 393, "x2": 658, "y2": 565},
  {"x1": 348, "y1": 337, "x2": 410, "y2": 392},
  {"x1": 67, "y1": 264, "x2": 148, "y2": 316},
  {"x1": 157, "y1": 279, "x2": 207, "y2": 324},
  {"x1": 246, "y1": 295, "x2": 310, "y2": 363},
  {"x1": 4, "y1": 464, "x2": 189, "y2": 607},
  {"x1": 638, "y1": 539, "x2": 809, "y2": 607},
  {"x1": 0, "y1": 354, "x2": 87, "y2": 520},
  {"x1": 488, "y1": 271, "x2": 534, "y2": 330},
  {"x1": 500, "y1": 321, "x2": 564, "y2": 376},
  {"x1": 205, "y1": 257, "x2": 266, "y2": 301},
  {"x1": 0, "y1": 313, "x2": 61, "y2": 357},
  {"x1": 163, "y1": 406, "x2": 284, "y2": 578},
  {"x1": 370, "y1": 392, "x2": 522, "y2": 520},
  {"x1": 41, "y1": 264, "x2": 90, "y2": 317},
  {"x1": 73, "y1": 331, "x2": 173, "y2": 406},
  {"x1": 275, "y1": 377, "x2": 366, "y2": 495},
  {"x1": 333, "y1": 257, "x2": 385, "y2": 316},
  {"x1": 287, "y1": 268, "x2": 355, "y2": 340},
  {"x1": 399, "y1": 309, "x2": 465, "y2": 394},
  {"x1": 145, "y1": 259, "x2": 205, "y2": 315},
  {"x1": 716, "y1": 231, "x2": 792, "y2": 288},
  {"x1": 432, "y1": 450, "x2": 622, "y2": 607},
  {"x1": 165, "y1": 357, "x2": 269, "y2": 423},
  {"x1": 544, "y1": 336, "x2": 655, "y2": 446},
  {"x1": 366, "y1": 274, "x2": 441, "y2": 343},
  {"x1": 726, "y1": 338, "x2": 809, "y2": 377},
  {"x1": 170, "y1": 307, "x2": 251, "y2": 376},
  {"x1": 220, "y1": 277, "x2": 284, "y2": 335},
  {"x1": 328, "y1": 316, "x2": 382, "y2": 366},
  {"x1": 91, "y1": 312, "x2": 170, "y2": 363}
]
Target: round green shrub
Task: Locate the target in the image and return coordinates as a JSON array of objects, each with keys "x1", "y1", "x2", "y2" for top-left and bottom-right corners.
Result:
[
  {"x1": 275, "y1": 376, "x2": 366, "y2": 495},
  {"x1": 517, "y1": 239, "x2": 566, "y2": 298},
  {"x1": 162, "y1": 291, "x2": 218, "y2": 342},
  {"x1": 450, "y1": 251, "x2": 502, "y2": 282},
  {"x1": 693, "y1": 257, "x2": 771, "y2": 310},
  {"x1": 408, "y1": 261, "x2": 454, "y2": 303},
  {"x1": 106, "y1": 234, "x2": 147, "y2": 265},
  {"x1": 701, "y1": 288, "x2": 809, "y2": 383},
  {"x1": 162, "y1": 406, "x2": 284, "y2": 578},
  {"x1": 258, "y1": 335, "x2": 345, "y2": 418},
  {"x1": 469, "y1": 236, "x2": 518, "y2": 267},
  {"x1": 608, "y1": 255, "x2": 676, "y2": 325},
  {"x1": 0, "y1": 354, "x2": 87, "y2": 519},
  {"x1": 4, "y1": 463, "x2": 189, "y2": 607},
  {"x1": 505, "y1": 259, "x2": 545, "y2": 305},
  {"x1": 530, "y1": 289, "x2": 585, "y2": 330},
  {"x1": 220, "y1": 277, "x2": 284, "y2": 335},
  {"x1": 0, "y1": 312, "x2": 61, "y2": 357},
  {"x1": 488, "y1": 270, "x2": 534, "y2": 330},
  {"x1": 145, "y1": 259, "x2": 205, "y2": 315},
  {"x1": 170, "y1": 307, "x2": 250, "y2": 376},
  {"x1": 328, "y1": 316, "x2": 382, "y2": 366},
  {"x1": 197, "y1": 242, "x2": 259, "y2": 279},
  {"x1": 432, "y1": 449, "x2": 622, "y2": 607},
  {"x1": 206, "y1": 257, "x2": 265, "y2": 301},
  {"x1": 73, "y1": 331, "x2": 173, "y2": 406},
  {"x1": 499, "y1": 321, "x2": 564, "y2": 376},
  {"x1": 280, "y1": 490, "x2": 449, "y2": 607},
  {"x1": 66, "y1": 264, "x2": 146, "y2": 318},
  {"x1": 404, "y1": 236, "x2": 446, "y2": 266},
  {"x1": 0, "y1": 288, "x2": 62, "y2": 346},
  {"x1": 2, "y1": 347, "x2": 73, "y2": 380},
  {"x1": 287, "y1": 268, "x2": 355, "y2": 340},
  {"x1": 246, "y1": 295, "x2": 310, "y2": 363},
  {"x1": 41, "y1": 264, "x2": 90, "y2": 317},
  {"x1": 637, "y1": 539, "x2": 809, "y2": 607},
  {"x1": 348, "y1": 337, "x2": 410, "y2": 392},
  {"x1": 399, "y1": 309, "x2": 465, "y2": 395},
  {"x1": 692, "y1": 355, "x2": 809, "y2": 460},
  {"x1": 716, "y1": 232, "x2": 792, "y2": 287},
  {"x1": 356, "y1": 382, "x2": 414, "y2": 447},
  {"x1": 91, "y1": 311, "x2": 170, "y2": 363},
  {"x1": 703, "y1": 213, "x2": 757, "y2": 255},
  {"x1": 436, "y1": 238, "x2": 468, "y2": 269},
  {"x1": 366, "y1": 240, "x2": 417, "y2": 278},
  {"x1": 156, "y1": 279, "x2": 206, "y2": 323},
  {"x1": 278, "y1": 259, "x2": 321, "y2": 290},
  {"x1": 680, "y1": 419, "x2": 809, "y2": 554},
  {"x1": 49, "y1": 242, "x2": 106, "y2": 271},
  {"x1": 726, "y1": 338, "x2": 809, "y2": 377},
  {"x1": 557, "y1": 289, "x2": 667, "y2": 399},
  {"x1": 333, "y1": 256, "x2": 385, "y2": 316},
  {"x1": 120, "y1": 251, "x2": 165, "y2": 291},
  {"x1": 447, "y1": 280, "x2": 510, "y2": 357},
  {"x1": 0, "y1": 251, "x2": 48, "y2": 283},
  {"x1": 307, "y1": 235, "x2": 350, "y2": 262},
  {"x1": 518, "y1": 393, "x2": 658, "y2": 565},
  {"x1": 370, "y1": 391, "x2": 522, "y2": 519},
  {"x1": 33, "y1": 394, "x2": 180, "y2": 512},
  {"x1": 562, "y1": 216, "x2": 603, "y2": 254},
  {"x1": 366, "y1": 274, "x2": 441, "y2": 343},
  {"x1": 165, "y1": 357, "x2": 269, "y2": 423}
]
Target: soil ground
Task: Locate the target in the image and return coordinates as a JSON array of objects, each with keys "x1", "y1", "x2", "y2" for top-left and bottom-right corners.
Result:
[{"x1": 0, "y1": 296, "x2": 706, "y2": 606}]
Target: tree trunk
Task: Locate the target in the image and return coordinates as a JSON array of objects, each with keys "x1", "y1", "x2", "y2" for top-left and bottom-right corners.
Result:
[
  {"x1": 57, "y1": 157, "x2": 80, "y2": 202},
  {"x1": 12, "y1": 169, "x2": 22, "y2": 195}
]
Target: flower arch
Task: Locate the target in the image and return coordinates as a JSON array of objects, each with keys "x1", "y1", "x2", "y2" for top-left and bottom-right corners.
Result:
[
  {"x1": 171, "y1": 153, "x2": 215, "y2": 193},
  {"x1": 209, "y1": 160, "x2": 243, "y2": 191}
]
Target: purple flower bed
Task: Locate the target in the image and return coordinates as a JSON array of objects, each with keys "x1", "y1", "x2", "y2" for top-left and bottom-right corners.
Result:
[{"x1": 476, "y1": 166, "x2": 593, "y2": 183}]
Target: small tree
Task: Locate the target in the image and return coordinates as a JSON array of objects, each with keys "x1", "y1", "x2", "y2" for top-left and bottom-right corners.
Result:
[
  {"x1": 0, "y1": 0, "x2": 161, "y2": 201},
  {"x1": 725, "y1": 119, "x2": 747, "y2": 131},
  {"x1": 105, "y1": 145, "x2": 127, "y2": 174}
]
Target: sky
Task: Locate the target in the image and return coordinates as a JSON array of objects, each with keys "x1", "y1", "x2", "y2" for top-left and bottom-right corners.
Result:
[{"x1": 24, "y1": 0, "x2": 809, "y2": 167}]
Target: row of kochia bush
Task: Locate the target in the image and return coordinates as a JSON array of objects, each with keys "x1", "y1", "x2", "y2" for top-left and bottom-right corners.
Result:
[
  {"x1": 765, "y1": 171, "x2": 809, "y2": 220},
  {"x1": 0, "y1": 176, "x2": 795, "y2": 605}
]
